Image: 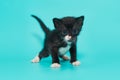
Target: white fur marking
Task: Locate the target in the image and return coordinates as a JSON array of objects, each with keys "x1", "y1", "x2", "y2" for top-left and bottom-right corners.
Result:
[
  {"x1": 59, "y1": 45, "x2": 71, "y2": 55},
  {"x1": 65, "y1": 35, "x2": 72, "y2": 41},
  {"x1": 51, "y1": 63, "x2": 61, "y2": 68},
  {"x1": 72, "y1": 61, "x2": 80, "y2": 66},
  {"x1": 31, "y1": 56, "x2": 40, "y2": 63}
]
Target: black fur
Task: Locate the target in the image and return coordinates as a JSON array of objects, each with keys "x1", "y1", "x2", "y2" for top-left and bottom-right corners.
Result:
[{"x1": 31, "y1": 15, "x2": 84, "y2": 65}]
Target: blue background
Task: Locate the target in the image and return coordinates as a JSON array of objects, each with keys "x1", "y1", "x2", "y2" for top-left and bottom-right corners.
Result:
[{"x1": 0, "y1": 0, "x2": 120, "y2": 80}]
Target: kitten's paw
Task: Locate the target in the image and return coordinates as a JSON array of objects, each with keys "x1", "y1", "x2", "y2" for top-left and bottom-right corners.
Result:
[
  {"x1": 72, "y1": 61, "x2": 80, "y2": 66},
  {"x1": 62, "y1": 55, "x2": 70, "y2": 61},
  {"x1": 31, "y1": 56, "x2": 40, "y2": 63},
  {"x1": 51, "y1": 63, "x2": 61, "y2": 68}
]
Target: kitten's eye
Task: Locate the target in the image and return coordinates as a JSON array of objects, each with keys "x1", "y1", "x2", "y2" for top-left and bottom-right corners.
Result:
[
  {"x1": 62, "y1": 30, "x2": 68, "y2": 36},
  {"x1": 72, "y1": 29, "x2": 78, "y2": 35}
]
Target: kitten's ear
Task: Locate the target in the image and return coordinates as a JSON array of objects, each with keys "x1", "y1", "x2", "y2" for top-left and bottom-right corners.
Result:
[
  {"x1": 75, "y1": 16, "x2": 85, "y2": 26},
  {"x1": 53, "y1": 18, "x2": 63, "y2": 29},
  {"x1": 76, "y1": 16, "x2": 84, "y2": 21}
]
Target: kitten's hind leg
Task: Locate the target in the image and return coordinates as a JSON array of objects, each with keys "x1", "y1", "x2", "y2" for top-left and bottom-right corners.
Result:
[
  {"x1": 59, "y1": 55, "x2": 70, "y2": 61},
  {"x1": 31, "y1": 49, "x2": 49, "y2": 63},
  {"x1": 31, "y1": 56, "x2": 40, "y2": 63}
]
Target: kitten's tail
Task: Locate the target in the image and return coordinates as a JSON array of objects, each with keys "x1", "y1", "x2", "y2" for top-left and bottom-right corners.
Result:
[{"x1": 31, "y1": 15, "x2": 50, "y2": 34}]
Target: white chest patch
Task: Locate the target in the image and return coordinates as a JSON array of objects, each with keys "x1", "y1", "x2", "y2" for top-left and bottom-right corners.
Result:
[{"x1": 59, "y1": 45, "x2": 71, "y2": 55}]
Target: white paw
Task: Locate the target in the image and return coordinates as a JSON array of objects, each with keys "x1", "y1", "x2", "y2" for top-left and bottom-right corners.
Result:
[
  {"x1": 31, "y1": 56, "x2": 40, "y2": 63},
  {"x1": 72, "y1": 61, "x2": 80, "y2": 66},
  {"x1": 51, "y1": 63, "x2": 61, "y2": 68}
]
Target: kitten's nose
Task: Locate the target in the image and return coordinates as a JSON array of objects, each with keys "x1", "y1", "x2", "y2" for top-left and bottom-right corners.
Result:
[
  {"x1": 67, "y1": 35, "x2": 72, "y2": 40},
  {"x1": 65, "y1": 35, "x2": 72, "y2": 41},
  {"x1": 68, "y1": 35, "x2": 71, "y2": 39}
]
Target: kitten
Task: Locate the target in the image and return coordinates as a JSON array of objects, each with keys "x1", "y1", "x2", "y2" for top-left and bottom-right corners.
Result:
[{"x1": 31, "y1": 15, "x2": 84, "y2": 68}]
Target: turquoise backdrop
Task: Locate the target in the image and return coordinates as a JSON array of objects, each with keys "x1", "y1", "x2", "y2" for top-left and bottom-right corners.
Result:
[{"x1": 0, "y1": 0, "x2": 120, "y2": 80}]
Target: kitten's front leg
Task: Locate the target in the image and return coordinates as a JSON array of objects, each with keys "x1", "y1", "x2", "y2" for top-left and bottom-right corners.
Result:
[
  {"x1": 51, "y1": 47, "x2": 61, "y2": 68},
  {"x1": 70, "y1": 44, "x2": 80, "y2": 66}
]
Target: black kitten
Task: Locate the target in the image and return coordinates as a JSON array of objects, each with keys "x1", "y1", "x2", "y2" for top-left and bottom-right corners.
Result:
[{"x1": 31, "y1": 15, "x2": 84, "y2": 68}]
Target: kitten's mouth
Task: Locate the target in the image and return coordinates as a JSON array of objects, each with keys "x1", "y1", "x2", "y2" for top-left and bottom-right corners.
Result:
[
  {"x1": 68, "y1": 37, "x2": 76, "y2": 43},
  {"x1": 67, "y1": 39, "x2": 75, "y2": 43},
  {"x1": 68, "y1": 39, "x2": 73, "y2": 42}
]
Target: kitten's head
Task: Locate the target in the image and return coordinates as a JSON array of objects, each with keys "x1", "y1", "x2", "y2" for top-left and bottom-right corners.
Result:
[{"x1": 53, "y1": 16, "x2": 84, "y2": 43}]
